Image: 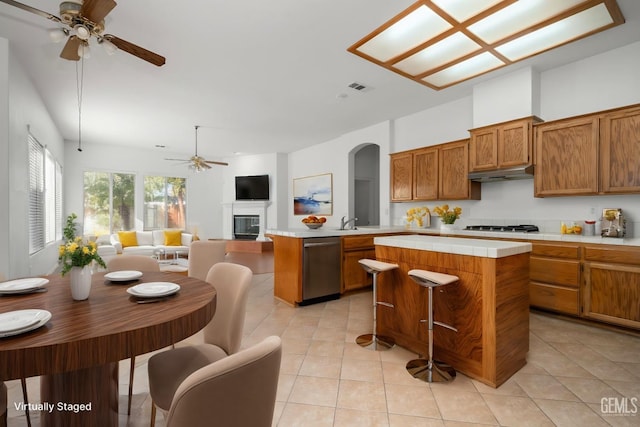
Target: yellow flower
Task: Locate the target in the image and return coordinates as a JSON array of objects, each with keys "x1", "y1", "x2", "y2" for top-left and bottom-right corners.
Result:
[
  {"x1": 433, "y1": 205, "x2": 462, "y2": 224},
  {"x1": 406, "y1": 206, "x2": 430, "y2": 227},
  {"x1": 58, "y1": 236, "x2": 106, "y2": 276}
]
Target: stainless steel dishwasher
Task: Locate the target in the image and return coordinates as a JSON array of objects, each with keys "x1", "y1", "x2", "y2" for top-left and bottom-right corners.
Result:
[{"x1": 301, "y1": 237, "x2": 341, "y2": 305}]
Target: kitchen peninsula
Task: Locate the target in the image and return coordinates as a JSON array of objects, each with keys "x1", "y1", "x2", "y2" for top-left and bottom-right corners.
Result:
[{"x1": 373, "y1": 235, "x2": 532, "y2": 387}]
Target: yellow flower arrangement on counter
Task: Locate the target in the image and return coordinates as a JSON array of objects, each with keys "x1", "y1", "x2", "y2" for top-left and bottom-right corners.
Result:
[
  {"x1": 406, "y1": 207, "x2": 430, "y2": 227},
  {"x1": 433, "y1": 204, "x2": 462, "y2": 224}
]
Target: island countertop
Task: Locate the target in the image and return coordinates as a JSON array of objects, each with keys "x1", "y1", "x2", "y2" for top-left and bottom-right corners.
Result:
[{"x1": 374, "y1": 234, "x2": 532, "y2": 258}]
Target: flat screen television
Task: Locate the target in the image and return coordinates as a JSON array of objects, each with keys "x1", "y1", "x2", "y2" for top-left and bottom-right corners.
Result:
[{"x1": 235, "y1": 174, "x2": 270, "y2": 200}]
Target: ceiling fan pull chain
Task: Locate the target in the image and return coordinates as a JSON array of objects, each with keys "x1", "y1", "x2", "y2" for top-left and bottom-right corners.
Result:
[{"x1": 76, "y1": 56, "x2": 84, "y2": 152}]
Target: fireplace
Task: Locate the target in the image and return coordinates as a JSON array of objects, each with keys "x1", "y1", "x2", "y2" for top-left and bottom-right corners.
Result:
[
  {"x1": 234, "y1": 215, "x2": 259, "y2": 240},
  {"x1": 222, "y1": 201, "x2": 271, "y2": 241}
]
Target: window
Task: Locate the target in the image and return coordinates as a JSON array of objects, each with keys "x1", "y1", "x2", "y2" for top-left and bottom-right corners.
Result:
[
  {"x1": 144, "y1": 176, "x2": 187, "y2": 230},
  {"x1": 28, "y1": 133, "x2": 63, "y2": 254},
  {"x1": 83, "y1": 172, "x2": 135, "y2": 235}
]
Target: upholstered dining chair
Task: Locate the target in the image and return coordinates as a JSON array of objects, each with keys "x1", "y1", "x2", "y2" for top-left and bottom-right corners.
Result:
[
  {"x1": 0, "y1": 273, "x2": 31, "y2": 427},
  {"x1": 164, "y1": 335, "x2": 281, "y2": 427},
  {"x1": 105, "y1": 255, "x2": 160, "y2": 415},
  {"x1": 147, "y1": 262, "x2": 253, "y2": 426},
  {"x1": 106, "y1": 254, "x2": 160, "y2": 273},
  {"x1": 1, "y1": 381, "x2": 7, "y2": 427},
  {"x1": 187, "y1": 240, "x2": 227, "y2": 281}
]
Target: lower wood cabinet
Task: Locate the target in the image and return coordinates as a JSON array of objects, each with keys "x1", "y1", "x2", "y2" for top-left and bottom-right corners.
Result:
[
  {"x1": 583, "y1": 245, "x2": 640, "y2": 329},
  {"x1": 342, "y1": 234, "x2": 395, "y2": 293},
  {"x1": 529, "y1": 242, "x2": 581, "y2": 315},
  {"x1": 529, "y1": 241, "x2": 640, "y2": 331}
]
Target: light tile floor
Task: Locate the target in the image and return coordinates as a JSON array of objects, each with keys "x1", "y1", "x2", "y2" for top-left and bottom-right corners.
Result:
[{"x1": 5, "y1": 273, "x2": 640, "y2": 426}]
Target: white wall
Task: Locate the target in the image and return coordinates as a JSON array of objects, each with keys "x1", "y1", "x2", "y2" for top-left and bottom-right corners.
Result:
[
  {"x1": 220, "y1": 152, "x2": 287, "y2": 234},
  {"x1": 64, "y1": 142, "x2": 226, "y2": 240},
  {"x1": 1, "y1": 41, "x2": 65, "y2": 278},
  {"x1": 288, "y1": 121, "x2": 391, "y2": 229},
  {"x1": 0, "y1": 39, "x2": 9, "y2": 279}
]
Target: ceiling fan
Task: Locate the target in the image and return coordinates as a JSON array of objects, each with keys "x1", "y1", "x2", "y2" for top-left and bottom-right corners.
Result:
[
  {"x1": 166, "y1": 126, "x2": 229, "y2": 172},
  {"x1": 0, "y1": 0, "x2": 165, "y2": 66}
]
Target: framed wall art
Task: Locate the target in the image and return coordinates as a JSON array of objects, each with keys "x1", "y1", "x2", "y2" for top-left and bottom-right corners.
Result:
[{"x1": 293, "y1": 173, "x2": 333, "y2": 215}]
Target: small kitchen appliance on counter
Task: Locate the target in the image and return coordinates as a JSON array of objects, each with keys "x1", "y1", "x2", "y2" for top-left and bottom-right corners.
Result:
[
  {"x1": 601, "y1": 208, "x2": 626, "y2": 238},
  {"x1": 464, "y1": 225, "x2": 539, "y2": 233}
]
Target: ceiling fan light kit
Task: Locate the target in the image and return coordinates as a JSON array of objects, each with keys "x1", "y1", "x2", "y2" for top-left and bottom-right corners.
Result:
[
  {"x1": 348, "y1": 0, "x2": 625, "y2": 90},
  {"x1": 0, "y1": 0, "x2": 165, "y2": 66}
]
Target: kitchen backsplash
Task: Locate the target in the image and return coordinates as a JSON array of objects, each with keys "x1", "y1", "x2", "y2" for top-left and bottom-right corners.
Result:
[{"x1": 391, "y1": 179, "x2": 639, "y2": 238}]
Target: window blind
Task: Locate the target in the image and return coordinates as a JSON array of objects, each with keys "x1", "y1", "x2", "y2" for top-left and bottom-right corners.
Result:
[
  {"x1": 28, "y1": 134, "x2": 45, "y2": 254},
  {"x1": 28, "y1": 132, "x2": 63, "y2": 254}
]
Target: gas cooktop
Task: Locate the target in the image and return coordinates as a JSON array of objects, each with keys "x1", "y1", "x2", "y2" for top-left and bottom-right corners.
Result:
[{"x1": 465, "y1": 225, "x2": 539, "y2": 233}]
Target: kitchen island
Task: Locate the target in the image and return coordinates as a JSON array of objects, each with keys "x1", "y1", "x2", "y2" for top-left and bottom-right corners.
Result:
[{"x1": 373, "y1": 235, "x2": 532, "y2": 387}]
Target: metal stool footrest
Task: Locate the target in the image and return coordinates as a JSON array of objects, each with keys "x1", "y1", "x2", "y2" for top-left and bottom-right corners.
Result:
[
  {"x1": 355, "y1": 333, "x2": 395, "y2": 351},
  {"x1": 406, "y1": 358, "x2": 456, "y2": 382}
]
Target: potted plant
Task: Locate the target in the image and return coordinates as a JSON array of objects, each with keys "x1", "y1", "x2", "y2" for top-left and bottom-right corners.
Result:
[
  {"x1": 59, "y1": 214, "x2": 106, "y2": 300},
  {"x1": 433, "y1": 205, "x2": 462, "y2": 231}
]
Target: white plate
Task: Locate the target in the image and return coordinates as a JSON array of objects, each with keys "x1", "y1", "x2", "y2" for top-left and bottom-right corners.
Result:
[
  {"x1": 0, "y1": 278, "x2": 49, "y2": 294},
  {"x1": 127, "y1": 282, "x2": 180, "y2": 298},
  {"x1": 0, "y1": 309, "x2": 52, "y2": 338},
  {"x1": 104, "y1": 270, "x2": 143, "y2": 282}
]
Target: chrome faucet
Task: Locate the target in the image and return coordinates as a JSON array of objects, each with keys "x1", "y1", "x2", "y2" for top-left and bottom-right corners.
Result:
[{"x1": 340, "y1": 216, "x2": 358, "y2": 230}]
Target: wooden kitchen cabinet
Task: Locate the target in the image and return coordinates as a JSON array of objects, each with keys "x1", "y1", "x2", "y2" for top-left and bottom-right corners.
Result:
[
  {"x1": 469, "y1": 116, "x2": 540, "y2": 172},
  {"x1": 390, "y1": 152, "x2": 413, "y2": 201},
  {"x1": 534, "y1": 116, "x2": 599, "y2": 197},
  {"x1": 342, "y1": 233, "x2": 399, "y2": 293},
  {"x1": 390, "y1": 139, "x2": 480, "y2": 201},
  {"x1": 529, "y1": 242, "x2": 581, "y2": 315},
  {"x1": 600, "y1": 105, "x2": 640, "y2": 193},
  {"x1": 535, "y1": 103, "x2": 640, "y2": 197},
  {"x1": 390, "y1": 147, "x2": 438, "y2": 201},
  {"x1": 583, "y1": 245, "x2": 640, "y2": 329},
  {"x1": 342, "y1": 235, "x2": 376, "y2": 292},
  {"x1": 439, "y1": 139, "x2": 480, "y2": 200},
  {"x1": 413, "y1": 147, "x2": 439, "y2": 200}
]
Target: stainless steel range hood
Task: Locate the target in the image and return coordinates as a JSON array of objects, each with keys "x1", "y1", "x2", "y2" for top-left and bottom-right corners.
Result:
[{"x1": 468, "y1": 165, "x2": 534, "y2": 182}]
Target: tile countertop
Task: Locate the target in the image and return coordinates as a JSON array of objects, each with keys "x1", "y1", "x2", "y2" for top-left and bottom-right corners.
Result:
[
  {"x1": 374, "y1": 235, "x2": 532, "y2": 259},
  {"x1": 265, "y1": 226, "x2": 640, "y2": 247}
]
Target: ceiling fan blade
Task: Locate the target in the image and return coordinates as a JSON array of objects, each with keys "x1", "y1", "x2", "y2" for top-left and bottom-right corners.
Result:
[
  {"x1": 60, "y1": 36, "x2": 81, "y2": 61},
  {"x1": 164, "y1": 158, "x2": 190, "y2": 162},
  {"x1": 103, "y1": 34, "x2": 165, "y2": 66},
  {"x1": 205, "y1": 160, "x2": 229, "y2": 166},
  {"x1": 0, "y1": 0, "x2": 62, "y2": 23},
  {"x1": 81, "y1": 0, "x2": 116, "y2": 24}
]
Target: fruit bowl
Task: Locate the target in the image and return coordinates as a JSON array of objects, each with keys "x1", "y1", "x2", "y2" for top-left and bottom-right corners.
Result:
[{"x1": 305, "y1": 223, "x2": 323, "y2": 229}]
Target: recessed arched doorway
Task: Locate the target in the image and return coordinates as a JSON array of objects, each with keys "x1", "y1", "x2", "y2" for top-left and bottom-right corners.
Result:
[{"x1": 349, "y1": 143, "x2": 380, "y2": 226}]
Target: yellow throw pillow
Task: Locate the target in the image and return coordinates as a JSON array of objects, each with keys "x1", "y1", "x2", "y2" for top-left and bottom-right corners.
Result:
[
  {"x1": 118, "y1": 231, "x2": 138, "y2": 248},
  {"x1": 164, "y1": 230, "x2": 182, "y2": 246}
]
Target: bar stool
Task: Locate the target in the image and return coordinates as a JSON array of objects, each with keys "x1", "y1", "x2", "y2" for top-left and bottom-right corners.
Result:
[
  {"x1": 356, "y1": 259, "x2": 398, "y2": 351},
  {"x1": 406, "y1": 269, "x2": 458, "y2": 382}
]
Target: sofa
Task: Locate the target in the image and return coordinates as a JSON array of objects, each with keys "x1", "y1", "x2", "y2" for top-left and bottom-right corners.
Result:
[{"x1": 96, "y1": 230, "x2": 193, "y2": 258}]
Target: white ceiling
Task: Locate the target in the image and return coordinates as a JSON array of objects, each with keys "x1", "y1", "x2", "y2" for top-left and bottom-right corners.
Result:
[{"x1": 1, "y1": 0, "x2": 640, "y2": 162}]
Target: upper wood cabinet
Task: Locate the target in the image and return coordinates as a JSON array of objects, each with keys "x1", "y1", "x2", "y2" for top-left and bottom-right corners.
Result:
[
  {"x1": 534, "y1": 116, "x2": 599, "y2": 197},
  {"x1": 390, "y1": 139, "x2": 480, "y2": 202},
  {"x1": 600, "y1": 106, "x2": 640, "y2": 193},
  {"x1": 534, "y1": 104, "x2": 640, "y2": 197},
  {"x1": 469, "y1": 117, "x2": 540, "y2": 172},
  {"x1": 439, "y1": 140, "x2": 480, "y2": 200},
  {"x1": 390, "y1": 152, "x2": 413, "y2": 201}
]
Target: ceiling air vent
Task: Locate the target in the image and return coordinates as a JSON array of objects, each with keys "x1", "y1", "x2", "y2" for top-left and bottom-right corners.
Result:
[{"x1": 347, "y1": 82, "x2": 372, "y2": 92}]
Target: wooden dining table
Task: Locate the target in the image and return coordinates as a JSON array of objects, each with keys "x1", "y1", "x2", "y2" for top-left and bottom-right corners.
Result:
[{"x1": 0, "y1": 270, "x2": 217, "y2": 427}]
